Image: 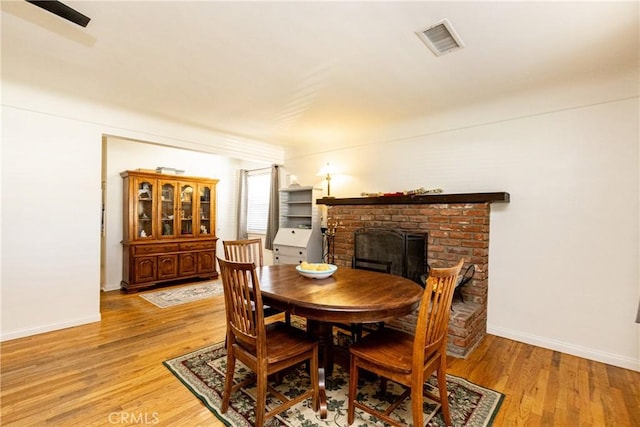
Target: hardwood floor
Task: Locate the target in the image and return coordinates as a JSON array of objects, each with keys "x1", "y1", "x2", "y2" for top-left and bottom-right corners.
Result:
[{"x1": 1, "y1": 287, "x2": 639, "y2": 426}]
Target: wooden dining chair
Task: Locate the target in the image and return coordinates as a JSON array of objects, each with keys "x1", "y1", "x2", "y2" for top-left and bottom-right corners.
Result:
[
  {"x1": 223, "y1": 239, "x2": 290, "y2": 325},
  {"x1": 223, "y1": 238, "x2": 265, "y2": 266},
  {"x1": 217, "y1": 257, "x2": 322, "y2": 427},
  {"x1": 347, "y1": 259, "x2": 464, "y2": 427}
]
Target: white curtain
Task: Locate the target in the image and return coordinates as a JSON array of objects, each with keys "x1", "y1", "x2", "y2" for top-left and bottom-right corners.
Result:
[
  {"x1": 236, "y1": 169, "x2": 248, "y2": 239},
  {"x1": 265, "y1": 165, "x2": 280, "y2": 250}
]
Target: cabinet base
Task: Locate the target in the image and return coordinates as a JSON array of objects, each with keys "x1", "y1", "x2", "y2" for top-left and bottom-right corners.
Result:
[{"x1": 121, "y1": 274, "x2": 218, "y2": 293}]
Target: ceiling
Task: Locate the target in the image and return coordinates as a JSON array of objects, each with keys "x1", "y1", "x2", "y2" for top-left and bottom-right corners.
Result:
[{"x1": 2, "y1": 1, "x2": 638, "y2": 151}]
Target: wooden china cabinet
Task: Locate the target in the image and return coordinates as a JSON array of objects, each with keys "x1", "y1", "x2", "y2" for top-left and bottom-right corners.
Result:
[{"x1": 120, "y1": 170, "x2": 219, "y2": 292}]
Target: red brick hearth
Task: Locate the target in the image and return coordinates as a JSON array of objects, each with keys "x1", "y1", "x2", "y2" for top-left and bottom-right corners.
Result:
[{"x1": 318, "y1": 192, "x2": 509, "y2": 358}]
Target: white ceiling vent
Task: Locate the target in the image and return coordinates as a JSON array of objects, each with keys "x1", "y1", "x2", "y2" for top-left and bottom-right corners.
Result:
[{"x1": 416, "y1": 19, "x2": 464, "y2": 56}]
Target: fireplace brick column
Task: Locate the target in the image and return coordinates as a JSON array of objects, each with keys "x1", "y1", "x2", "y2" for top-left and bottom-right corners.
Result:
[{"x1": 320, "y1": 193, "x2": 509, "y2": 358}]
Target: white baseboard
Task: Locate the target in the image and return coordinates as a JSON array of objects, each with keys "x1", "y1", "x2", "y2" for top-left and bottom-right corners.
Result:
[
  {"x1": 0, "y1": 314, "x2": 102, "y2": 342},
  {"x1": 487, "y1": 324, "x2": 639, "y2": 372}
]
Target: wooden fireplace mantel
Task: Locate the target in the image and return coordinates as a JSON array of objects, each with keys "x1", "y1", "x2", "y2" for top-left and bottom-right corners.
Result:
[{"x1": 316, "y1": 192, "x2": 510, "y2": 206}]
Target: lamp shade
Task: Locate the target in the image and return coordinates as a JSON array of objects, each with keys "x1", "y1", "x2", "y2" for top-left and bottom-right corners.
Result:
[{"x1": 316, "y1": 163, "x2": 335, "y2": 177}]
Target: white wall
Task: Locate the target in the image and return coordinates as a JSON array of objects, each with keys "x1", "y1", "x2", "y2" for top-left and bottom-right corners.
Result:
[
  {"x1": 285, "y1": 97, "x2": 640, "y2": 371},
  {"x1": 1, "y1": 106, "x2": 103, "y2": 339},
  {"x1": 1, "y1": 81, "x2": 284, "y2": 340}
]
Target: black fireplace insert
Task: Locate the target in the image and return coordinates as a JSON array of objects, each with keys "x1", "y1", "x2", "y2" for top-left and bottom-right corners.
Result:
[{"x1": 353, "y1": 227, "x2": 428, "y2": 285}]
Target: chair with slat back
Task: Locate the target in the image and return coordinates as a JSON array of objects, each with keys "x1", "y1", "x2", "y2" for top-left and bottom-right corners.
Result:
[
  {"x1": 347, "y1": 259, "x2": 464, "y2": 427},
  {"x1": 217, "y1": 257, "x2": 323, "y2": 426},
  {"x1": 223, "y1": 239, "x2": 290, "y2": 324},
  {"x1": 223, "y1": 238, "x2": 264, "y2": 266}
]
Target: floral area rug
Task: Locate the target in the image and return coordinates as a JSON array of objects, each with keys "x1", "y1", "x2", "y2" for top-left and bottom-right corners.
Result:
[
  {"x1": 164, "y1": 341, "x2": 503, "y2": 426},
  {"x1": 139, "y1": 281, "x2": 223, "y2": 308}
]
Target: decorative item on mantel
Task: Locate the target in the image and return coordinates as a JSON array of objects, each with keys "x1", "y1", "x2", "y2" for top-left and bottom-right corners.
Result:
[
  {"x1": 155, "y1": 166, "x2": 185, "y2": 175},
  {"x1": 360, "y1": 187, "x2": 444, "y2": 197}
]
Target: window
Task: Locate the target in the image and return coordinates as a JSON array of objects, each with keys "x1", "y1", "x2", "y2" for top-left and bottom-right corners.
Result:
[{"x1": 247, "y1": 171, "x2": 271, "y2": 234}]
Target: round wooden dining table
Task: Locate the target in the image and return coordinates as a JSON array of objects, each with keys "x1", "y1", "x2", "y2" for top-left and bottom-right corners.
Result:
[{"x1": 256, "y1": 264, "x2": 424, "y2": 375}]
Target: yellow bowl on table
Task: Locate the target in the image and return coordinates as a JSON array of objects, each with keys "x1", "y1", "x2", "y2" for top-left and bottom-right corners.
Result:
[{"x1": 295, "y1": 262, "x2": 338, "y2": 279}]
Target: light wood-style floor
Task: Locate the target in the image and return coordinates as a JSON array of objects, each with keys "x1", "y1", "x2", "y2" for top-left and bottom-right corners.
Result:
[{"x1": 1, "y1": 286, "x2": 639, "y2": 426}]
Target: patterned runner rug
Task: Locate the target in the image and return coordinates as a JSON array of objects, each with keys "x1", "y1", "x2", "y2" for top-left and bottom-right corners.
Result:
[
  {"x1": 139, "y1": 281, "x2": 223, "y2": 308},
  {"x1": 164, "y1": 341, "x2": 503, "y2": 426}
]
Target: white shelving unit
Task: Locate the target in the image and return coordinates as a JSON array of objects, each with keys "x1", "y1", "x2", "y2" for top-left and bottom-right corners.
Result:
[{"x1": 273, "y1": 186, "x2": 323, "y2": 264}]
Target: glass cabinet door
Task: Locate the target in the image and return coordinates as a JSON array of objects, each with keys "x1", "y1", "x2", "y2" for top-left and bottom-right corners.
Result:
[
  {"x1": 179, "y1": 183, "x2": 194, "y2": 236},
  {"x1": 197, "y1": 184, "x2": 214, "y2": 236},
  {"x1": 135, "y1": 178, "x2": 154, "y2": 239},
  {"x1": 160, "y1": 181, "x2": 176, "y2": 238}
]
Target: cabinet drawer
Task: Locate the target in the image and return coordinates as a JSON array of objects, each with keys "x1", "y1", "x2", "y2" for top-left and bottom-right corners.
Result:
[
  {"x1": 274, "y1": 245, "x2": 307, "y2": 258},
  {"x1": 274, "y1": 255, "x2": 305, "y2": 265},
  {"x1": 134, "y1": 244, "x2": 179, "y2": 255},
  {"x1": 179, "y1": 241, "x2": 216, "y2": 251},
  {"x1": 273, "y1": 228, "x2": 313, "y2": 246}
]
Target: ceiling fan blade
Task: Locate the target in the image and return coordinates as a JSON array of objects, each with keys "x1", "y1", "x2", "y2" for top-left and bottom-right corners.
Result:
[{"x1": 25, "y1": 0, "x2": 91, "y2": 27}]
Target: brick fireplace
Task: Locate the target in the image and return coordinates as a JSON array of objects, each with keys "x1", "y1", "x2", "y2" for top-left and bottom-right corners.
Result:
[{"x1": 318, "y1": 192, "x2": 509, "y2": 358}]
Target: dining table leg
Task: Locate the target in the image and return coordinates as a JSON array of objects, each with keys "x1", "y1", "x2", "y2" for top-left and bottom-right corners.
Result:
[{"x1": 306, "y1": 319, "x2": 335, "y2": 376}]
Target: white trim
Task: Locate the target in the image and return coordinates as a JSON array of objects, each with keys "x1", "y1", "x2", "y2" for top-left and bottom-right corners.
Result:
[
  {"x1": 488, "y1": 325, "x2": 640, "y2": 372},
  {"x1": 0, "y1": 314, "x2": 102, "y2": 342}
]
